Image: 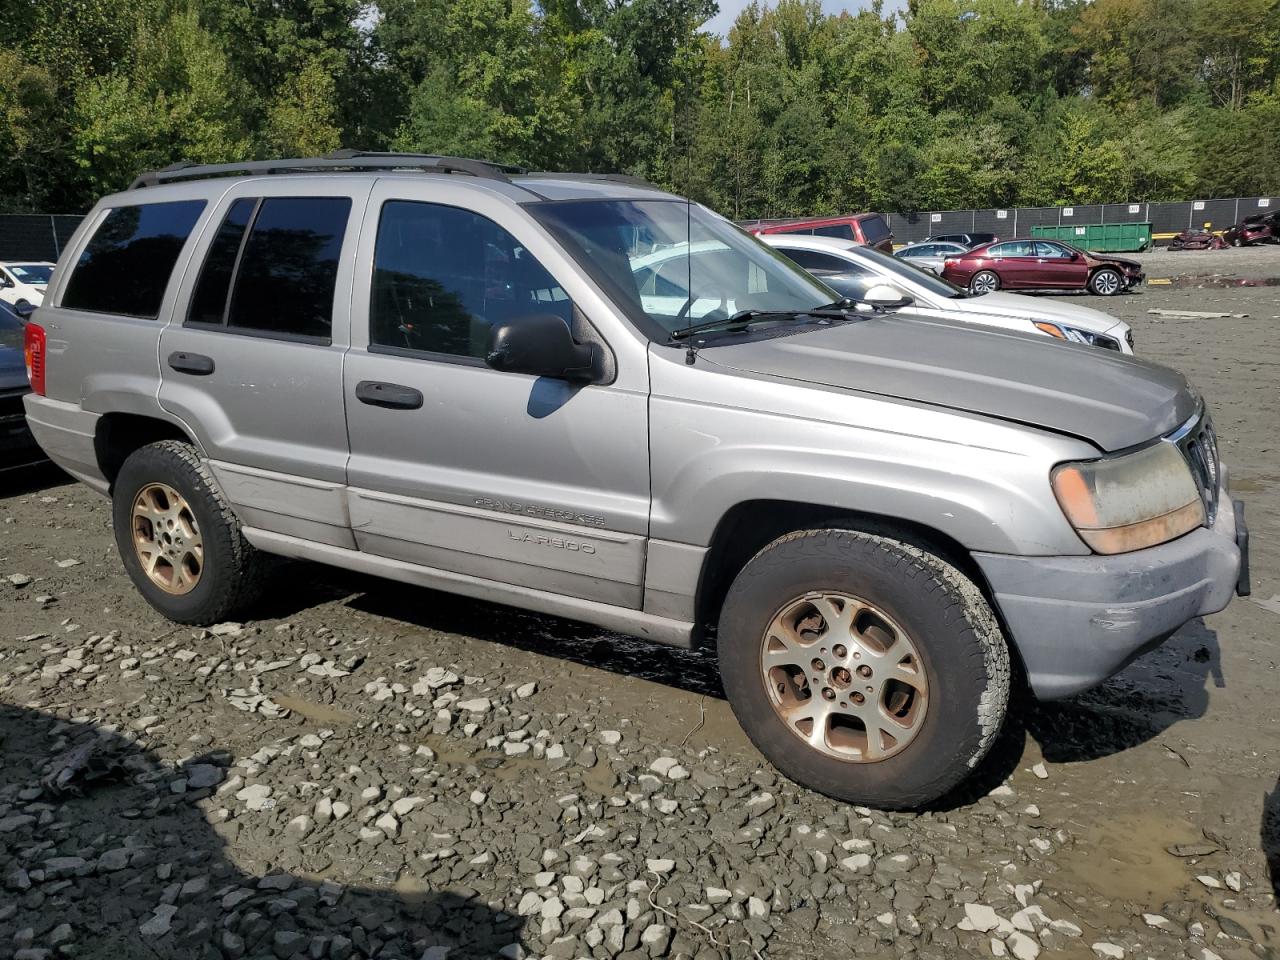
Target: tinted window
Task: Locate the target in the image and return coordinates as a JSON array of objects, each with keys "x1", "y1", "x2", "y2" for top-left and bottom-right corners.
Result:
[
  {"x1": 782, "y1": 248, "x2": 865, "y2": 273},
  {"x1": 188, "y1": 198, "x2": 256, "y2": 326},
  {"x1": 902, "y1": 245, "x2": 935, "y2": 257},
  {"x1": 858, "y1": 216, "x2": 891, "y2": 243},
  {"x1": 811, "y1": 223, "x2": 856, "y2": 241},
  {"x1": 62, "y1": 200, "x2": 206, "y2": 318},
  {"x1": 220, "y1": 197, "x2": 350, "y2": 340},
  {"x1": 371, "y1": 201, "x2": 572, "y2": 359}
]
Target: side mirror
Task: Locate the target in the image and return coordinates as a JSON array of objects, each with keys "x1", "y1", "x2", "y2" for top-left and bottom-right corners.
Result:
[
  {"x1": 1069, "y1": 251, "x2": 1081, "y2": 261},
  {"x1": 862, "y1": 283, "x2": 914, "y2": 310},
  {"x1": 0, "y1": 277, "x2": 12, "y2": 288},
  {"x1": 14, "y1": 301, "x2": 35, "y2": 320},
  {"x1": 485, "y1": 313, "x2": 600, "y2": 382}
]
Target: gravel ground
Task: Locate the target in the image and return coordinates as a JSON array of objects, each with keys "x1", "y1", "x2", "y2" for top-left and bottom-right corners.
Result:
[{"x1": 2, "y1": 252, "x2": 1279, "y2": 960}]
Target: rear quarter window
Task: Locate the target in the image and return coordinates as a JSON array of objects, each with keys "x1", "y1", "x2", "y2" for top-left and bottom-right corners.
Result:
[
  {"x1": 811, "y1": 223, "x2": 856, "y2": 241},
  {"x1": 61, "y1": 200, "x2": 206, "y2": 318},
  {"x1": 859, "y1": 216, "x2": 891, "y2": 243}
]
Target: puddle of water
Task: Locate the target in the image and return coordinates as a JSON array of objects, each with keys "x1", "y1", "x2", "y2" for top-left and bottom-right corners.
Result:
[
  {"x1": 270, "y1": 693, "x2": 357, "y2": 727},
  {"x1": 1055, "y1": 810, "x2": 1202, "y2": 906}
]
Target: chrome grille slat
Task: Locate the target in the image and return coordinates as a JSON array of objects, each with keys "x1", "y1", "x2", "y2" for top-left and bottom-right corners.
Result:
[{"x1": 1170, "y1": 410, "x2": 1219, "y2": 526}]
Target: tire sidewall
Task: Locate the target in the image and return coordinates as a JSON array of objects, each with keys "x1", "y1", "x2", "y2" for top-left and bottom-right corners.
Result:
[
  {"x1": 717, "y1": 533, "x2": 1004, "y2": 807},
  {"x1": 112, "y1": 444, "x2": 237, "y2": 623}
]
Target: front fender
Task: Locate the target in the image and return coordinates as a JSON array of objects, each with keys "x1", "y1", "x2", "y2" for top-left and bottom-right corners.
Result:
[{"x1": 648, "y1": 356, "x2": 1096, "y2": 557}]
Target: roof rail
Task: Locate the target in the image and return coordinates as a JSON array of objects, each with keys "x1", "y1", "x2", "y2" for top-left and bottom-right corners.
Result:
[
  {"x1": 523, "y1": 171, "x2": 662, "y2": 190},
  {"x1": 128, "y1": 151, "x2": 528, "y2": 190}
]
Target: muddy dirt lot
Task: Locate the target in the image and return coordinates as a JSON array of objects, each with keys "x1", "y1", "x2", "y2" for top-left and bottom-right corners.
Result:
[{"x1": 2, "y1": 256, "x2": 1279, "y2": 960}]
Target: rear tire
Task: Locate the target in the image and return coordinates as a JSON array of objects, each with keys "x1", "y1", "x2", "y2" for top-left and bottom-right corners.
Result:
[
  {"x1": 717, "y1": 529, "x2": 1010, "y2": 809},
  {"x1": 1089, "y1": 268, "x2": 1122, "y2": 296},
  {"x1": 968, "y1": 271, "x2": 1000, "y2": 295},
  {"x1": 112, "y1": 440, "x2": 264, "y2": 624}
]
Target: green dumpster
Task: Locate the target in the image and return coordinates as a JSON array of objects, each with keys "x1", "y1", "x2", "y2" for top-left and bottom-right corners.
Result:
[{"x1": 1030, "y1": 222, "x2": 1152, "y2": 253}]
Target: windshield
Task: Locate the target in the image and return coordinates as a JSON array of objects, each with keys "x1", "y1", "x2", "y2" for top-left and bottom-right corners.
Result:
[
  {"x1": 844, "y1": 244, "x2": 967, "y2": 299},
  {"x1": 9, "y1": 264, "x2": 52, "y2": 284},
  {"x1": 527, "y1": 199, "x2": 838, "y2": 340}
]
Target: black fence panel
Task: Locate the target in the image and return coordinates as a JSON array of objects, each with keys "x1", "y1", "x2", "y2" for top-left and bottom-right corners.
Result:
[
  {"x1": 0, "y1": 213, "x2": 87, "y2": 261},
  {"x1": 880, "y1": 196, "x2": 1273, "y2": 247}
]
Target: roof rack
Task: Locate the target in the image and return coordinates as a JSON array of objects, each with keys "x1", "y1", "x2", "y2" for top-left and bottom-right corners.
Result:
[
  {"x1": 522, "y1": 171, "x2": 661, "y2": 189},
  {"x1": 128, "y1": 150, "x2": 528, "y2": 190}
]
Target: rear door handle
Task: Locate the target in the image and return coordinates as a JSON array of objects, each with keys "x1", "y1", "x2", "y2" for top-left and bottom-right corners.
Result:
[
  {"x1": 355, "y1": 380, "x2": 423, "y2": 410},
  {"x1": 167, "y1": 351, "x2": 215, "y2": 376}
]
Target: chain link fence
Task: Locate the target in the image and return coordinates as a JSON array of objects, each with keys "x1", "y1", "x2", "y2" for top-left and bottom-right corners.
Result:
[{"x1": 888, "y1": 197, "x2": 1277, "y2": 246}]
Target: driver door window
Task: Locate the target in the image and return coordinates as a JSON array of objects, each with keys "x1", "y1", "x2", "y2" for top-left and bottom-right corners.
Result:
[{"x1": 370, "y1": 201, "x2": 572, "y2": 361}]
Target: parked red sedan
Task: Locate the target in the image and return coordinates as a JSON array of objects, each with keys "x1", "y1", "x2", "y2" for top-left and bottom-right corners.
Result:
[{"x1": 941, "y1": 239, "x2": 1145, "y2": 297}]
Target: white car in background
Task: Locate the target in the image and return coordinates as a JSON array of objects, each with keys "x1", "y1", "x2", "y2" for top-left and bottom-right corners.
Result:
[
  {"x1": 763, "y1": 235, "x2": 1134, "y2": 353},
  {"x1": 0, "y1": 261, "x2": 54, "y2": 310}
]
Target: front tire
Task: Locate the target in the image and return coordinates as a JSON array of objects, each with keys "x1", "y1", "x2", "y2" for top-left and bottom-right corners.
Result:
[
  {"x1": 968, "y1": 270, "x2": 1000, "y2": 295},
  {"x1": 717, "y1": 529, "x2": 1010, "y2": 808},
  {"x1": 1089, "y1": 268, "x2": 1122, "y2": 296},
  {"x1": 112, "y1": 440, "x2": 264, "y2": 624}
]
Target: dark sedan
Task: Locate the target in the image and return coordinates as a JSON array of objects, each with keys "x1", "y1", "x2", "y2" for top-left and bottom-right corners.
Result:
[
  {"x1": 940, "y1": 239, "x2": 1144, "y2": 297},
  {"x1": 1, "y1": 300, "x2": 46, "y2": 471}
]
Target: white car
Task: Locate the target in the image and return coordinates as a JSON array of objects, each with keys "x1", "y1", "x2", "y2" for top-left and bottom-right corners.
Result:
[
  {"x1": 0, "y1": 261, "x2": 54, "y2": 310},
  {"x1": 763, "y1": 235, "x2": 1134, "y2": 353},
  {"x1": 895, "y1": 240, "x2": 970, "y2": 275}
]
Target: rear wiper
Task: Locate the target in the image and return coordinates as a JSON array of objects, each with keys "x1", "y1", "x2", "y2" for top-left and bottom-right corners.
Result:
[{"x1": 669, "y1": 302, "x2": 860, "y2": 341}]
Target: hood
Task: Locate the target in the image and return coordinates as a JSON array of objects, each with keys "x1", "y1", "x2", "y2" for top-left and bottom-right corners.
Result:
[
  {"x1": 1090, "y1": 254, "x2": 1141, "y2": 269},
  {"x1": 700, "y1": 314, "x2": 1196, "y2": 452},
  {"x1": 953, "y1": 291, "x2": 1124, "y2": 335}
]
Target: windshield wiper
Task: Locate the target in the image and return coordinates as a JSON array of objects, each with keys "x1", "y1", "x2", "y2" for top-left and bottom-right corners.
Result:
[{"x1": 668, "y1": 302, "x2": 860, "y2": 341}]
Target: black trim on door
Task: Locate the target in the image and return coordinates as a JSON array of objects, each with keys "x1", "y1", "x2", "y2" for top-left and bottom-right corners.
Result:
[{"x1": 355, "y1": 380, "x2": 424, "y2": 410}]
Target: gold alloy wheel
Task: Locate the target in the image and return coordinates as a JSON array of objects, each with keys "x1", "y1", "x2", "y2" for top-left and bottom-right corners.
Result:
[
  {"x1": 760, "y1": 592, "x2": 929, "y2": 762},
  {"x1": 130, "y1": 482, "x2": 203, "y2": 595}
]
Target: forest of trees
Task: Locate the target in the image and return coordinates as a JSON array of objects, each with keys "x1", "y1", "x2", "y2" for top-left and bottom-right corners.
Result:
[{"x1": 1, "y1": 0, "x2": 1278, "y2": 219}]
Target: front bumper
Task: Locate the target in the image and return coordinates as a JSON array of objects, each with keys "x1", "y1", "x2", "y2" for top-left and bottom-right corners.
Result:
[{"x1": 974, "y1": 483, "x2": 1247, "y2": 700}]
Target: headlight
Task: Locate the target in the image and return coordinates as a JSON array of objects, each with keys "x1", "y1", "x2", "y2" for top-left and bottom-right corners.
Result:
[
  {"x1": 1051, "y1": 442, "x2": 1204, "y2": 554},
  {"x1": 1033, "y1": 321, "x2": 1121, "y2": 351}
]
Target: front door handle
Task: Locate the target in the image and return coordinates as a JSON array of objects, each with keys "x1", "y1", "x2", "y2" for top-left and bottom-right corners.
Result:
[
  {"x1": 355, "y1": 380, "x2": 423, "y2": 410},
  {"x1": 168, "y1": 351, "x2": 215, "y2": 376}
]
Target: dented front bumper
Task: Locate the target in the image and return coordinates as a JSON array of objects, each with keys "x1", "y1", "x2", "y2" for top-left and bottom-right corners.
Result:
[{"x1": 973, "y1": 480, "x2": 1246, "y2": 700}]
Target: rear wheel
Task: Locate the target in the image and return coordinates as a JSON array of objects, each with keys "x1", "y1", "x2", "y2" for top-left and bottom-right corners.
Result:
[
  {"x1": 1089, "y1": 268, "x2": 1122, "y2": 296},
  {"x1": 968, "y1": 270, "x2": 1000, "y2": 295},
  {"x1": 112, "y1": 440, "x2": 264, "y2": 624},
  {"x1": 717, "y1": 529, "x2": 1010, "y2": 808}
]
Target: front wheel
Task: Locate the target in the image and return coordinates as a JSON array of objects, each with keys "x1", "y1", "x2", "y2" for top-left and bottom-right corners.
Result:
[
  {"x1": 112, "y1": 440, "x2": 264, "y2": 624},
  {"x1": 968, "y1": 270, "x2": 1000, "y2": 295},
  {"x1": 1089, "y1": 268, "x2": 1122, "y2": 296},
  {"x1": 717, "y1": 529, "x2": 1010, "y2": 808}
]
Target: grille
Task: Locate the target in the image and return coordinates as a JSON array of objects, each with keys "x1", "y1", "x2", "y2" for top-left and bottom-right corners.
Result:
[{"x1": 1173, "y1": 412, "x2": 1220, "y2": 526}]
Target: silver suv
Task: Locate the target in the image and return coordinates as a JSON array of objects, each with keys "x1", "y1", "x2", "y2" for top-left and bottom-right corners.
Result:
[{"x1": 21, "y1": 153, "x2": 1249, "y2": 808}]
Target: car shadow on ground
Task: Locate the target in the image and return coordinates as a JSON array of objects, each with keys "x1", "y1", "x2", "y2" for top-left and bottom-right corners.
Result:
[
  {"x1": 1025, "y1": 618, "x2": 1222, "y2": 764},
  {"x1": 0, "y1": 702, "x2": 523, "y2": 960},
  {"x1": 1264, "y1": 777, "x2": 1280, "y2": 900}
]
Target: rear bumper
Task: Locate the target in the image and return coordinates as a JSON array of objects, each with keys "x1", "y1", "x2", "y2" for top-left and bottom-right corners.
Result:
[
  {"x1": 21, "y1": 394, "x2": 106, "y2": 492},
  {"x1": 975, "y1": 482, "x2": 1245, "y2": 700}
]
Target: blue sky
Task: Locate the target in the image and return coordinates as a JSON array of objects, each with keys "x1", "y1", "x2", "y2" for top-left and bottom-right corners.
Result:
[{"x1": 702, "y1": 1, "x2": 881, "y2": 37}]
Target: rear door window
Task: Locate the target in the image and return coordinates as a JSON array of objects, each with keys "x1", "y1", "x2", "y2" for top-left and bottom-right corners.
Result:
[
  {"x1": 811, "y1": 223, "x2": 856, "y2": 241},
  {"x1": 186, "y1": 196, "x2": 351, "y2": 341},
  {"x1": 61, "y1": 200, "x2": 206, "y2": 318},
  {"x1": 782, "y1": 249, "x2": 863, "y2": 273}
]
